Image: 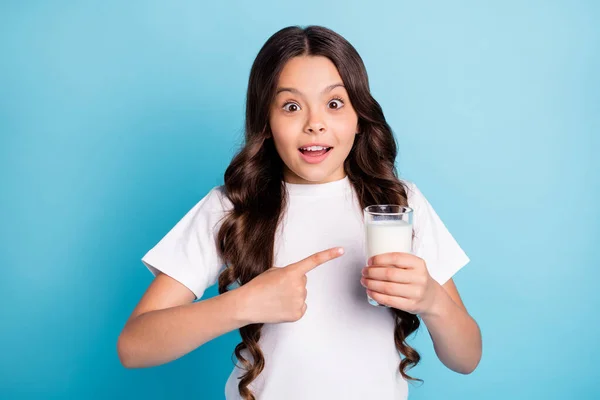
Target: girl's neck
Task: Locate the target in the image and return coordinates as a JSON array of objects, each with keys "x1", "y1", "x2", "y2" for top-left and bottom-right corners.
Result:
[
  {"x1": 282, "y1": 166, "x2": 347, "y2": 185},
  {"x1": 284, "y1": 175, "x2": 351, "y2": 196}
]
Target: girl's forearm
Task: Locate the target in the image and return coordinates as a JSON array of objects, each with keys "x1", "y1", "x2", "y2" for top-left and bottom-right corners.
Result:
[
  {"x1": 421, "y1": 286, "x2": 482, "y2": 374},
  {"x1": 117, "y1": 288, "x2": 252, "y2": 369}
]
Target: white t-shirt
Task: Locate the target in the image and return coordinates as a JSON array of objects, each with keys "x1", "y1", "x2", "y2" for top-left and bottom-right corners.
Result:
[{"x1": 141, "y1": 176, "x2": 470, "y2": 400}]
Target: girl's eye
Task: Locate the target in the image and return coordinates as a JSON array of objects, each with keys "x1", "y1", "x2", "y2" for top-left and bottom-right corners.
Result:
[
  {"x1": 328, "y1": 97, "x2": 345, "y2": 110},
  {"x1": 282, "y1": 102, "x2": 301, "y2": 113}
]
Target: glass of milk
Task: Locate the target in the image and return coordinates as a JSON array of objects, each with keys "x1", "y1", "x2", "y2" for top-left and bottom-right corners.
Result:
[{"x1": 364, "y1": 205, "x2": 413, "y2": 307}]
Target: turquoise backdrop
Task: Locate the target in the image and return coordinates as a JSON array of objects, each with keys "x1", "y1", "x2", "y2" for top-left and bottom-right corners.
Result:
[{"x1": 1, "y1": 1, "x2": 598, "y2": 399}]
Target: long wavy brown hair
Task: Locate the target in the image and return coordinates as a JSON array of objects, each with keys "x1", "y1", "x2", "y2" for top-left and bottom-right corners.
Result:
[{"x1": 216, "y1": 25, "x2": 421, "y2": 400}]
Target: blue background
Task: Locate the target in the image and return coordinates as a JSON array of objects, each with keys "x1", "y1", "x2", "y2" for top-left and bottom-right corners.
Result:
[{"x1": 2, "y1": 1, "x2": 598, "y2": 399}]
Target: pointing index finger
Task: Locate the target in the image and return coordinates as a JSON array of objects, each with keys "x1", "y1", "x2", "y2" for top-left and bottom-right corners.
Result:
[{"x1": 292, "y1": 247, "x2": 345, "y2": 274}]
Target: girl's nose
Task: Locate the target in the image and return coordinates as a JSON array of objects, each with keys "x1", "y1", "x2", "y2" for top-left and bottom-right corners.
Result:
[{"x1": 306, "y1": 125, "x2": 326, "y2": 134}]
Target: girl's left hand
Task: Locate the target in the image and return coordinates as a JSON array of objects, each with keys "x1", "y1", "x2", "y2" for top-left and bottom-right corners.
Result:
[{"x1": 360, "y1": 252, "x2": 441, "y2": 316}]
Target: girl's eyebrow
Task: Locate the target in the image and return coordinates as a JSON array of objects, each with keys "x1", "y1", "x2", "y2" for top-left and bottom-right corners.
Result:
[{"x1": 275, "y1": 83, "x2": 345, "y2": 96}]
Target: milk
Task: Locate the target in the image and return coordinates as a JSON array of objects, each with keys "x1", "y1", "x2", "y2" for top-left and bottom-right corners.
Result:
[
  {"x1": 365, "y1": 219, "x2": 413, "y2": 258},
  {"x1": 364, "y1": 212, "x2": 413, "y2": 307}
]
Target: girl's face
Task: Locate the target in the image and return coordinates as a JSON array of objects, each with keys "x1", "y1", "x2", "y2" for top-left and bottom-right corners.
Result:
[{"x1": 269, "y1": 56, "x2": 360, "y2": 185}]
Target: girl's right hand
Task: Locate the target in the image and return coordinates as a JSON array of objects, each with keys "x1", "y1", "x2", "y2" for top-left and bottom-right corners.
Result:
[{"x1": 239, "y1": 247, "x2": 345, "y2": 324}]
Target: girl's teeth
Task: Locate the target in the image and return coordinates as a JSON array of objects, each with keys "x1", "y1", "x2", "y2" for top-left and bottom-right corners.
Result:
[{"x1": 302, "y1": 146, "x2": 327, "y2": 151}]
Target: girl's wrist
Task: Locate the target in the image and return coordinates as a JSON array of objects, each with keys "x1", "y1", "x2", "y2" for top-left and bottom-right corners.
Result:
[
  {"x1": 227, "y1": 286, "x2": 258, "y2": 326},
  {"x1": 420, "y1": 282, "x2": 450, "y2": 320}
]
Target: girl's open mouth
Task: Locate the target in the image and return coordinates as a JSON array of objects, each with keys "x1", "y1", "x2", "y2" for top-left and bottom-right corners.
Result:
[{"x1": 298, "y1": 145, "x2": 333, "y2": 164}]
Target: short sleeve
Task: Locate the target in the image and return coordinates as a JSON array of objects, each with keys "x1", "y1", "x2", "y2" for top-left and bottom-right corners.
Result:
[
  {"x1": 406, "y1": 182, "x2": 470, "y2": 285},
  {"x1": 141, "y1": 187, "x2": 232, "y2": 300}
]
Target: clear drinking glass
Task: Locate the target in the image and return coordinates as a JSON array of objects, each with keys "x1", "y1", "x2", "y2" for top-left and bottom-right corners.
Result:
[{"x1": 364, "y1": 205, "x2": 414, "y2": 307}]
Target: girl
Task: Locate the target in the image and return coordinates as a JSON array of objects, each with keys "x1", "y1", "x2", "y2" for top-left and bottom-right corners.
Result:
[{"x1": 117, "y1": 25, "x2": 482, "y2": 400}]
